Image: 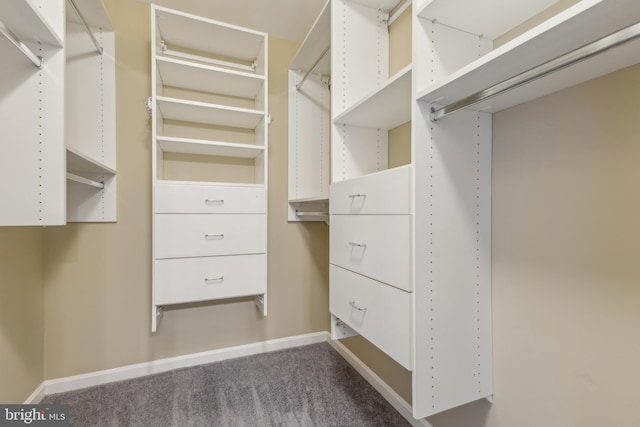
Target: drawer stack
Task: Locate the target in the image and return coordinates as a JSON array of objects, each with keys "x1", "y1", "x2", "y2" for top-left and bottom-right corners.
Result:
[
  {"x1": 329, "y1": 165, "x2": 412, "y2": 369},
  {"x1": 154, "y1": 182, "x2": 266, "y2": 306}
]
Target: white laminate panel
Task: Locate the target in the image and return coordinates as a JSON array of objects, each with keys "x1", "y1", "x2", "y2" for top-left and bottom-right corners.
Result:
[
  {"x1": 330, "y1": 215, "x2": 410, "y2": 291},
  {"x1": 155, "y1": 214, "x2": 265, "y2": 258},
  {"x1": 330, "y1": 166, "x2": 411, "y2": 214},
  {"x1": 330, "y1": 265, "x2": 411, "y2": 369},
  {"x1": 155, "y1": 254, "x2": 266, "y2": 305},
  {"x1": 156, "y1": 183, "x2": 265, "y2": 213}
]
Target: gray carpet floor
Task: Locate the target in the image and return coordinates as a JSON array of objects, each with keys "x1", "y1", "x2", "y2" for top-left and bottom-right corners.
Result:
[{"x1": 42, "y1": 342, "x2": 411, "y2": 426}]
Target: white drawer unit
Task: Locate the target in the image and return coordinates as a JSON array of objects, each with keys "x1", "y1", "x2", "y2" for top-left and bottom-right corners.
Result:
[
  {"x1": 156, "y1": 183, "x2": 266, "y2": 214},
  {"x1": 330, "y1": 265, "x2": 411, "y2": 369},
  {"x1": 155, "y1": 254, "x2": 266, "y2": 305},
  {"x1": 330, "y1": 214, "x2": 411, "y2": 291},
  {"x1": 155, "y1": 214, "x2": 266, "y2": 259},
  {"x1": 330, "y1": 165, "x2": 411, "y2": 215}
]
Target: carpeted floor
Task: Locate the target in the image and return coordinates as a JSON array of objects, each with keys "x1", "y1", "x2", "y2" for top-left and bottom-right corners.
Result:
[{"x1": 42, "y1": 342, "x2": 411, "y2": 426}]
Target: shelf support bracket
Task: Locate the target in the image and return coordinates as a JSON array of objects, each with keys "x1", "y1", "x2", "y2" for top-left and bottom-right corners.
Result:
[{"x1": 296, "y1": 47, "x2": 330, "y2": 91}]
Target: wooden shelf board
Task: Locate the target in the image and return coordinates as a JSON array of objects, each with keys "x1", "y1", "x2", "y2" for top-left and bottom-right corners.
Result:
[
  {"x1": 0, "y1": 1, "x2": 64, "y2": 47},
  {"x1": 334, "y1": 65, "x2": 411, "y2": 129},
  {"x1": 157, "y1": 136, "x2": 264, "y2": 159},
  {"x1": 156, "y1": 56, "x2": 264, "y2": 99},
  {"x1": 66, "y1": 147, "x2": 116, "y2": 175},
  {"x1": 156, "y1": 96, "x2": 265, "y2": 129},
  {"x1": 290, "y1": 0, "x2": 330, "y2": 73}
]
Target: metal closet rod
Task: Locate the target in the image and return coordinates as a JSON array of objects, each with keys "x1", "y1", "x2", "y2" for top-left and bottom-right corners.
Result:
[
  {"x1": 296, "y1": 46, "x2": 330, "y2": 90},
  {"x1": 67, "y1": 0, "x2": 103, "y2": 55},
  {"x1": 0, "y1": 20, "x2": 42, "y2": 67},
  {"x1": 430, "y1": 21, "x2": 640, "y2": 122}
]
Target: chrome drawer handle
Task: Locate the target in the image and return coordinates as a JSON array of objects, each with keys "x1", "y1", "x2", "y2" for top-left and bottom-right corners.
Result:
[
  {"x1": 204, "y1": 233, "x2": 224, "y2": 239},
  {"x1": 348, "y1": 194, "x2": 366, "y2": 198},
  {"x1": 349, "y1": 300, "x2": 366, "y2": 312},
  {"x1": 204, "y1": 276, "x2": 224, "y2": 284},
  {"x1": 348, "y1": 242, "x2": 366, "y2": 248},
  {"x1": 205, "y1": 199, "x2": 224, "y2": 205}
]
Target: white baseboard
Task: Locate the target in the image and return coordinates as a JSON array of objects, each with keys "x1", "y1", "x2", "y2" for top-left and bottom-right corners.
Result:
[
  {"x1": 327, "y1": 338, "x2": 433, "y2": 427},
  {"x1": 36, "y1": 331, "x2": 328, "y2": 399},
  {"x1": 23, "y1": 382, "x2": 46, "y2": 404}
]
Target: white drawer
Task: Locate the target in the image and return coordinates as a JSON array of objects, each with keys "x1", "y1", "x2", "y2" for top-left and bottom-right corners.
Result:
[
  {"x1": 330, "y1": 265, "x2": 411, "y2": 370},
  {"x1": 155, "y1": 214, "x2": 265, "y2": 259},
  {"x1": 330, "y1": 215, "x2": 410, "y2": 291},
  {"x1": 155, "y1": 254, "x2": 266, "y2": 305},
  {"x1": 330, "y1": 165, "x2": 410, "y2": 214},
  {"x1": 156, "y1": 183, "x2": 265, "y2": 214}
]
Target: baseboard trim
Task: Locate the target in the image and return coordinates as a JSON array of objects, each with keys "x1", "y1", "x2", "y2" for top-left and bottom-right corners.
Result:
[
  {"x1": 23, "y1": 382, "x2": 46, "y2": 404},
  {"x1": 327, "y1": 338, "x2": 433, "y2": 427},
  {"x1": 42, "y1": 332, "x2": 328, "y2": 397}
]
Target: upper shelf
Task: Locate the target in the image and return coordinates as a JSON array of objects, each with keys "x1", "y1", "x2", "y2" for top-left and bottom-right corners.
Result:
[
  {"x1": 66, "y1": 0, "x2": 112, "y2": 30},
  {"x1": 156, "y1": 96, "x2": 265, "y2": 129},
  {"x1": 333, "y1": 65, "x2": 411, "y2": 129},
  {"x1": 156, "y1": 56, "x2": 265, "y2": 99},
  {"x1": 0, "y1": 0, "x2": 64, "y2": 47},
  {"x1": 67, "y1": 147, "x2": 116, "y2": 175},
  {"x1": 349, "y1": 0, "x2": 404, "y2": 13},
  {"x1": 289, "y1": 0, "x2": 330, "y2": 74},
  {"x1": 417, "y1": 0, "x2": 640, "y2": 111},
  {"x1": 154, "y1": 6, "x2": 265, "y2": 64}
]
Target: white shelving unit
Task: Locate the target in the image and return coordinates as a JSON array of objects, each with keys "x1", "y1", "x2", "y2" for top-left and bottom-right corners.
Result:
[
  {"x1": 151, "y1": 5, "x2": 268, "y2": 332},
  {"x1": 288, "y1": 0, "x2": 331, "y2": 222}
]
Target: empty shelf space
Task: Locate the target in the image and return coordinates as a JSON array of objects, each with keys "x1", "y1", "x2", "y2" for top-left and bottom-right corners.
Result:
[
  {"x1": 333, "y1": 65, "x2": 411, "y2": 129},
  {"x1": 0, "y1": 1, "x2": 64, "y2": 47},
  {"x1": 67, "y1": 147, "x2": 116, "y2": 175},
  {"x1": 156, "y1": 96, "x2": 264, "y2": 129},
  {"x1": 417, "y1": 0, "x2": 640, "y2": 109},
  {"x1": 157, "y1": 136, "x2": 264, "y2": 159},
  {"x1": 290, "y1": 1, "x2": 330, "y2": 74},
  {"x1": 156, "y1": 56, "x2": 264, "y2": 99}
]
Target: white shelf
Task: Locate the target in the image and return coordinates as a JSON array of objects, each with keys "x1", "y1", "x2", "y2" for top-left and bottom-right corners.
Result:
[
  {"x1": 417, "y1": 0, "x2": 640, "y2": 111},
  {"x1": 333, "y1": 65, "x2": 411, "y2": 129},
  {"x1": 290, "y1": 0, "x2": 331, "y2": 75},
  {"x1": 66, "y1": 0, "x2": 112, "y2": 30},
  {"x1": 156, "y1": 56, "x2": 264, "y2": 99},
  {"x1": 156, "y1": 179, "x2": 265, "y2": 188},
  {"x1": 66, "y1": 147, "x2": 116, "y2": 175},
  {"x1": 289, "y1": 196, "x2": 330, "y2": 204},
  {"x1": 349, "y1": 0, "x2": 403, "y2": 12},
  {"x1": 154, "y1": 6, "x2": 265, "y2": 63},
  {"x1": 0, "y1": 0, "x2": 64, "y2": 47},
  {"x1": 157, "y1": 136, "x2": 264, "y2": 159},
  {"x1": 156, "y1": 96, "x2": 265, "y2": 129}
]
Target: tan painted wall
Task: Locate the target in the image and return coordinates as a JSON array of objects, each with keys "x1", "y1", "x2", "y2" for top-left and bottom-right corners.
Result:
[
  {"x1": 42, "y1": 0, "x2": 329, "y2": 380},
  {"x1": 0, "y1": 228, "x2": 44, "y2": 403}
]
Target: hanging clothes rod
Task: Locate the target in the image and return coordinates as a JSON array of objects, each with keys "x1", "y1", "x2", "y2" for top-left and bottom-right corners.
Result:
[
  {"x1": 296, "y1": 211, "x2": 329, "y2": 217},
  {"x1": 430, "y1": 21, "x2": 640, "y2": 122},
  {"x1": 296, "y1": 46, "x2": 330, "y2": 90},
  {"x1": 67, "y1": 0, "x2": 103, "y2": 55},
  {"x1": 0, "y1": 20, "x2": 42, "y2": 67},
  {"x1": 66, "y1": 172, "x2": 104, "y2": 189}
]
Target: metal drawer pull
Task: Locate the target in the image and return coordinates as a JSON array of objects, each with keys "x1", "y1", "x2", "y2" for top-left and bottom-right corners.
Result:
[
  {"x1": 204, "y1": 276, "x2": 224, "y2": 283},
  {"x1": 349, "y1": 300, "x2": 366, "y2": 312},
  {"x1": 348, "y1": 242, "x2": 366, "y2": 248},
  {"x1": 204, "y1": 233, "x2": 224, "y2": 239},
  {"x1": 205, "y1": 199, "x2": 224, "y2": 205},
  {"x1": 348, "y1": 193, "x2": 366, "y2": 198}
]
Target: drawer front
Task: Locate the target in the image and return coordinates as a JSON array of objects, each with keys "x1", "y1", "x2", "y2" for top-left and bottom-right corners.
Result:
[
  {"x1": 330, "y1": 166, "x2": 410, "y2": 214},
  {"x1": 155, "y1": 254, "x2": 266, "y2": 305},
  {"x1": 330, "y1": 265, "x2": 411, "y2": 369},
  {"x1": 156, "y1": 183, "x2": 265, "y2": 214},
  {"x1": 155, "y1": 214, "x2": 265, "y2": 259},
  {"x1": 330, "y1": 215, "x2": 410, "y2": 291}
]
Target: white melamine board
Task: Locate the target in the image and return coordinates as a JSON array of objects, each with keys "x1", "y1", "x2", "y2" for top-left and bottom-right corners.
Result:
[
  {"x1": 0, "y1": 0, "x2": 64, "y2": 47},
  {"x1": 289, "y1": 196, "x2": 330, "y2": 204},
  {"x1": 66, "y1": 174, "x2": 116, "y2": 222},
  {"x1": 348, "y1": 0, "x2": 403, "y2": 12},
  {"x1": 417, "y1": 0, "x2": 640, "y2": 107},
  {"x1": 67, "y1": 147, "x2": 116, "y2": 175},
  {"x1": 157, "y1": 136, "x2": 264, "y2": 159},
  {"x1": 156, "y1": 96, "x2": 264, "y2": 129},
  {"x1": 412, "y1": 103, "x2": 492, "y2": 418},
  {"x1": 66, "y1": 0, "x2": 112, "y2": 30},
  {"x1": 0, "y1": 40, "x2": 65, "y2": 225},
  {"x1": 331, "y1": 125, "x2": 388, "y2": 182},
  {"x1": 290, "y1": 0, "x2": 330, "y2": 72},
  {"x1": 333, "y1": 65, "x2": 411, "y2": 129},
  {"x1": 156, "y1": 57, "x2": 265, "y2": 99},
  {"x1": 154, "y1": 6, "x2": 265, "y2": 63},
  {"x1": 417, "y1": 0, "x2": 557, "y2": 39}
]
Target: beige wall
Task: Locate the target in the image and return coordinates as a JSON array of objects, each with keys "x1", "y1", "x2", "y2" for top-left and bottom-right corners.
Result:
[
  {"x1": 0, "y1": 228, "x2": 44, "y2": 403},
  {"x1": 42, "y1": 0, "x2": 329, "y2": 380}
]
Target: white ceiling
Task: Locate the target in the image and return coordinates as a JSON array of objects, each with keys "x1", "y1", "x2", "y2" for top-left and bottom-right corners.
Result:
[{"x1": 137, "y1": 0, "x2": 328, "y2": 42}]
